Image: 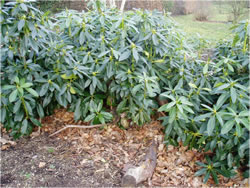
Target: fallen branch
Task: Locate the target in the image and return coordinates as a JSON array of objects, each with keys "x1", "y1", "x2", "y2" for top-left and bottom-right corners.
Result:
[
  {"x1": 121, "y1": 140, "x2": 158, "y2": 187},
  {"x1": 49, "y1": 124, "x2": 107, "y2": 137}
]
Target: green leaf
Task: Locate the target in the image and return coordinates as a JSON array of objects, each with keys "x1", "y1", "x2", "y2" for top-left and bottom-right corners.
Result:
[
  {"x1": 37, "y1": 103, "x2": 44, "y2": 118},
  {"x1": 211, "y1": 170, "x2": 219, "y2": 184},
  {"x1": 182, "y1": 105, "x2": 194, "y2": 114},
  {"x1": 79, "y1": 31, "x2": 85, "y2": 45},
  {"x1": 160, "y1": 94, "x2": 175, "y2": 101},
  {"x1": 166, "y1": 101, "x2": 176, "y2": 109},
  {"x1": 203, "y1": 171, "x2": 211, "y2": 184},
  {"x1": 230, "y1": 87, "x2": 237, "y2": 103},
  {"x1": 0, "y1": 108, "x2": 6, "y2": 123},
  {"x1": 84, "y1": 114, "x2": 95, "y2": 122},
  {"x1": 177, "y1": 104, "x2": 183, "y2": 113},
  {"x1": 101, "y1": 112, "x2": 113, "y2": 120},
  {"x1": 74, "y1": 99, "x2": 81, "y2": 121},
  {"x1": 215, "y1": 83, "x2": 230, "y2": 91},
  {"x1": 13, "y1": 100, "x2": 22, "y2": 113},
  {"x1": 239, "y1": 111, "x2": 249, "y2": 117},
  {"x1": 169, "y1": 107, "x2": 176, "y2": 123},
  {"x1": 236, "y1": 123, "x2": 243, "y2": 137},
  {"x1": 20, "y1": 3, "x2": 28, "y2": 11},
  {"x1": 30, "y1": 117, "x2": 42, "y2": 127},
  {"x1": 203, "y1": 63, "x2": 208, "y2": 74},
  {"x1": 239, "y1": 139, "x2": 249, "y2": 157},
  {"x1": 14, "y1": 77, "x2": 20, "y2": 84},
  {"x1": 152, "y1": 34, "x2": 159, "y2": 45},
  {"x1": 195, "y1": 168, "x2": 207, "y2": 176},
  {"x1": 214, "y1": 168, "x2": 232, "y2": 178},
  {"x1": 21, "y1": 119, "x2": 28, "y2": 134},
  {"x1": 25, "y1": 100, "x2": 33, "y2": 115},
  {"x1": 180, "y1": 98, "x2": 193, "y2": 106},
  {"x1": 18, "y1": 20, "x2": 25, "y2": 31},
  {"x1": 196, "y1": 161, "x2": 207, "y2": 167},
  {"x1": 188, "y1": 82, "x2": 197, "y2": 88},
  {"x1": 98, "y1": 50, "x2": 110, "y2": 58},
  {"x1": 194, "y1": 112, "x2": 212, "y2": 122},
  {"x1": 17, "y1": 87, "x2": 24, "y2": 96},
  {"x1": 70, "y1": 87, "x2": 76, "y2": 94},
  {"x1": 234, "y1": 84, "x2": 247, "y2": 91},
  {"x1": 207, "y1": 116, "x2": 215, "y2": 136},
  {"x1": 98, "y1": 114, "x2": 105, "y2": 124},
  {"x1": 119, "y1": 51, "x2": 131, "y2": 61},
  {"x1": 201, "y1": 104, "x2": 213, "y2": 111},
  {"x1": 21, "y1": 83, "x2": 33, "y2": 88},
  {"x1": 216, "y1": 93, "x2": 229, "y2": 109},
  {"x1": 227, "y1": 64, "x2": 234, "y2": 72},
  {"x1": 239, "y1": 118, "x2": 250, "y2": 130},
  {"x1": 9, "y1": 89, "x2": 18, "y2": 102},
  {"x1": 227, "y1": 153, "x2": 233, "y2": 168},
  {"x1": 153, "y1": 59, "x2": 165, "y2": 63},
  {"x1": 158, "y1": 104, "x2": 168, "y2": 112},
  {"x1": 132, "y1": 48, "x2": 139, "y2": 62},
  {"x1": 221, "y1": 121, "x2": 234, "y2": 134},
  {"x1": 132, "y1": 84, "x2": 142, "y2": 96},
  {"x1": 2, "y1": 85, "x2": 16, "y2": 90},
  {"x1": 52, "y1": 83, "x2": 61, "y2": 91},
  {"x1": 216, "y1": 113, "x2": 223, "y2": 126},
  {"x1": 40, "y1": 83, "x2": 49, "y2": 96},
  {"x1": 97, "y1": 100, "x2": 103, "y2": 112},
  {"x1": 26, "y1": 88, "x2": 39, "y2": 97},
  {"x1": 165, "y1": 123, "x2": 173, "y2": 137},
  {"x1": 117, "y1": 99, "x2": 127, "y2": 113},
  {"x1": 213, "y1": 162, "x2": 221, "y2": 168},
  {"x1": 158, "y1": 102, "x2": 175, "y2": 112}
]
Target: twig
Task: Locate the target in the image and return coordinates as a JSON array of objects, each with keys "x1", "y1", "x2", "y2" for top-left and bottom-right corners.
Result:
[
  {"x1": 49, "y1": 124, "x2": 107, "y2": 137},
  {"x1": 159, "y1": 111, "x2": 166, "y2": 116}
]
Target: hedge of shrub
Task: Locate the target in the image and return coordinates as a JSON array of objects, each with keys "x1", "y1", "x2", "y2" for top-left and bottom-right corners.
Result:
[{"x1": 1, "y1": 0, "x2": 249, "y2": 183}]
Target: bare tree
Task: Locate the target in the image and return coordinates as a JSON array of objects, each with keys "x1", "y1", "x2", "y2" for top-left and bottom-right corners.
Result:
[{"x1": 228, "y1": 0, "x2": 247, "y2": 23}]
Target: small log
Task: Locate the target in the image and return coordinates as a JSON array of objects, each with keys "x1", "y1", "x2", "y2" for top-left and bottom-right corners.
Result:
[{"x1": 121, "y1": 140, "x2": 158, "y2": 187}]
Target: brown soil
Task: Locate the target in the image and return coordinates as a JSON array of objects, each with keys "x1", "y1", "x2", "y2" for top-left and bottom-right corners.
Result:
[
  {"x1": 1, "y1": 134, "x2": 121, "y2": 187},
  {"x1": 1, "y1": 109, "x2": 248, "y2": 187}
]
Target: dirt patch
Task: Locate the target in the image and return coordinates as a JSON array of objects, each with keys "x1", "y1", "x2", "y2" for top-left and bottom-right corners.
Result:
[{"x1": 1, "y1": 134, "x2": 121, "y2": 187}]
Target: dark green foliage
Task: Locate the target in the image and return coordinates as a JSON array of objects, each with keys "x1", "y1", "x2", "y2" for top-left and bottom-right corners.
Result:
[
  {"x1": 1, "y1": 0, "x2": 55, "y2": 138},
  {"x1": 0, "y1": 0, "x2": 249, "y2": 183},
  {"x1": 1, "y1": 0, "x2": 187, "y2": 137},
  {"x1": 158, "y1": 20, "x2": 249, "y2": 183}
]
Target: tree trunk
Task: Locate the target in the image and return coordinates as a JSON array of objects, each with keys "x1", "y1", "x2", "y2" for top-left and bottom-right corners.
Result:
[
  {"x1": 120, "y1": 0, "x2": 126, "y2": 12},
  {"x1": 109, "y1": 0, "x2": 116, "y2": 8},
  {"x1": 121, "y1": 140, "x2": 158, "y2": 187}
]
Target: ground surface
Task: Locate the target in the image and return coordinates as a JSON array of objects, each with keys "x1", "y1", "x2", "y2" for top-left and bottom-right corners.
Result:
[{"x1": 1, "y1": 109, "x2": 248, "y2": 187}]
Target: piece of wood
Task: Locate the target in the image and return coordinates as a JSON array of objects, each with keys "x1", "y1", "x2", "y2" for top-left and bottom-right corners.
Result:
[
  {"x1": 49, "y1": 124, "x2": 107, "y2": 137},
  {"x1": 121, "y1": 140, "x2": 158, "y2": 187}
]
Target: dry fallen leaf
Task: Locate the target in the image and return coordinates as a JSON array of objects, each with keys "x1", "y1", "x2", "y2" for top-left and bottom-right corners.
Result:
[
  {"x1": 0, "y1": 137, "x2": 16, "y2": 145},
  {"x1": 39, "y1": 162, "x2": 46, "y2": 168},
  {"x1": 1, "y1": 144, "x2": 10, "y2": 150},
  {"x1": 158, "y1": 144, "x2": 164, "y2": 151}
]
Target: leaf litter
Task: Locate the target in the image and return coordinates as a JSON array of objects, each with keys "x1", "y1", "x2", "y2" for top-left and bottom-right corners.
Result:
[{"x1": 1, "y1": 108, "x2": 249, "y2": 187}]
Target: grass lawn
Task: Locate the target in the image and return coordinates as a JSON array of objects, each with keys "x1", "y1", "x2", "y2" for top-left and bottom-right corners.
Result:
[
  {"x1": 173, "y1": 14, "x2": 233, "y2": 43},
  {"x1": 172, "y1": 2, "x2": 249, "y2": 44}
]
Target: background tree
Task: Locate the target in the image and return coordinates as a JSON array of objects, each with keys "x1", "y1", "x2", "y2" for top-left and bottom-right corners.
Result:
[{"x1": 228, "y1": 0, "x2": 248, "y2": 23}]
